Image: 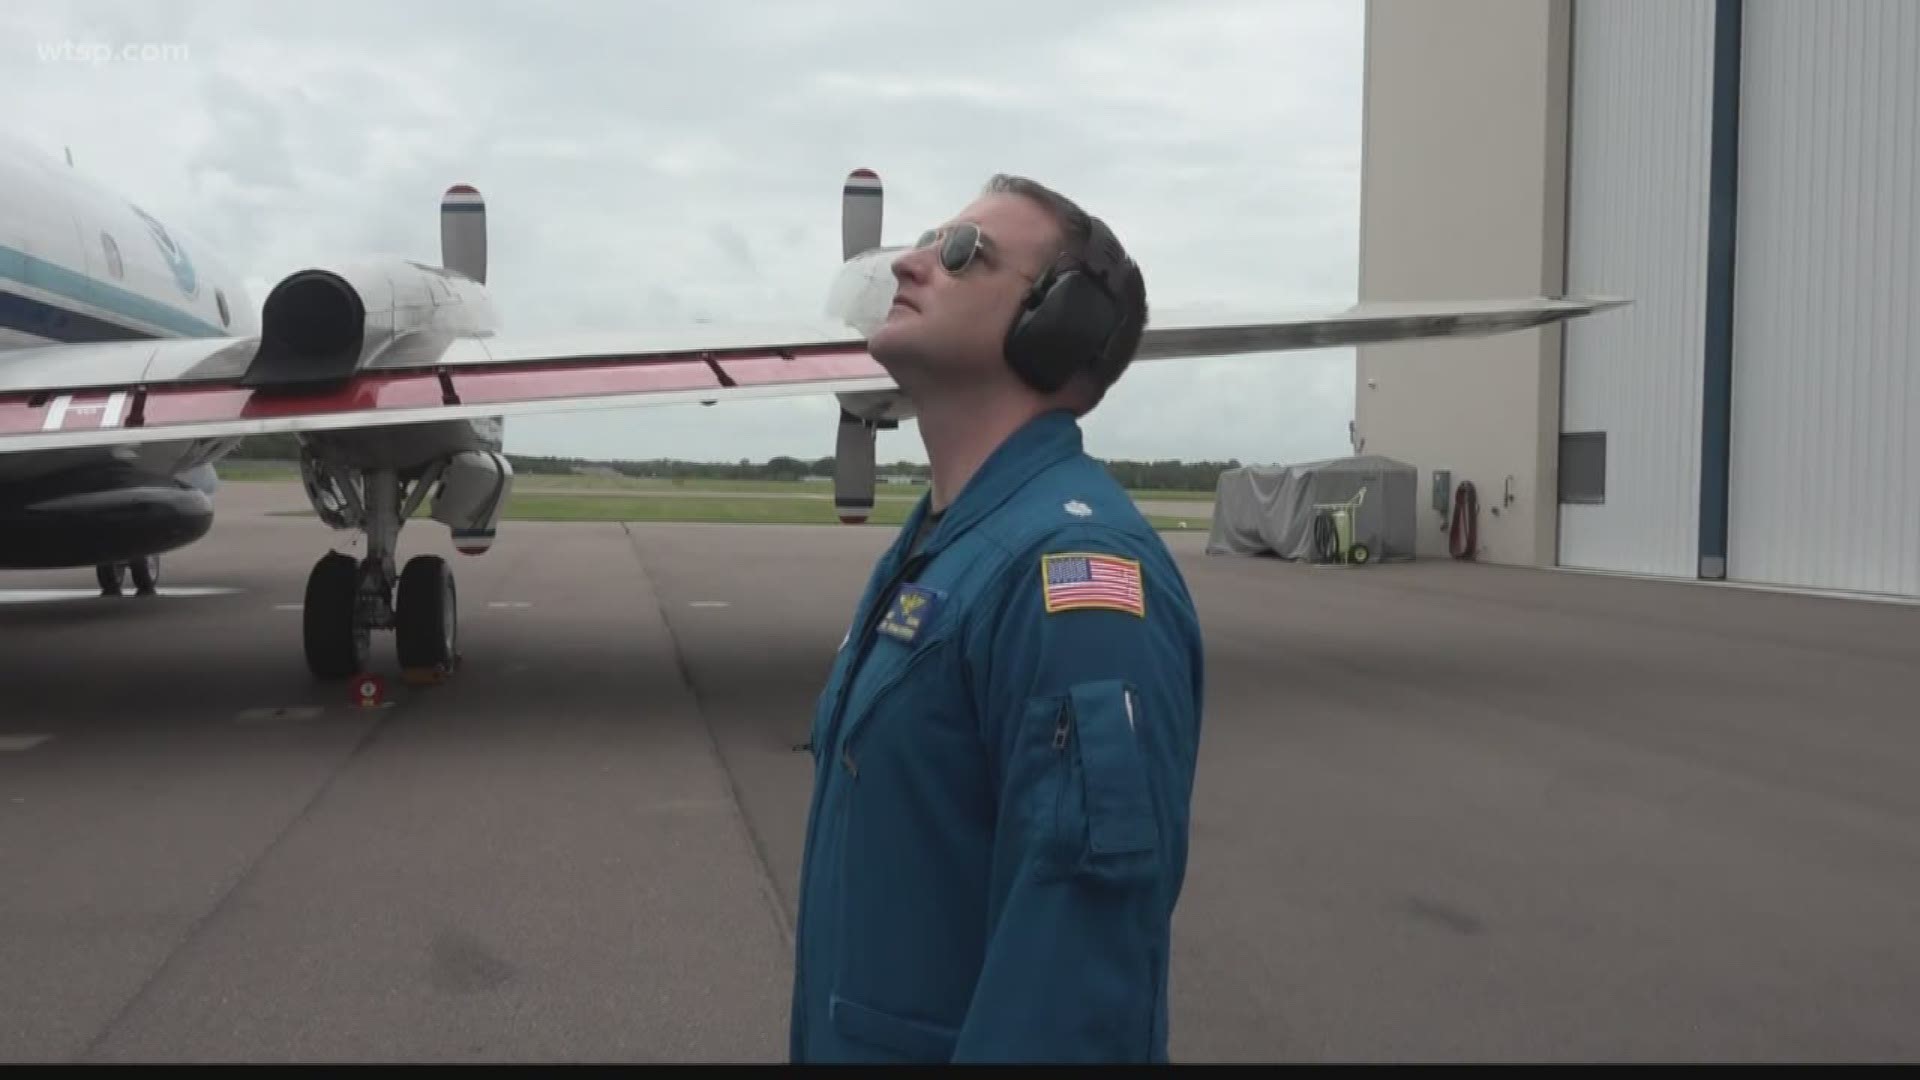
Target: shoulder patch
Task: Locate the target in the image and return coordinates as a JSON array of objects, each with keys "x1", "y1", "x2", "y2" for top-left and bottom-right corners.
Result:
[{"x1": 1040, "y1": 551, "x2": 1145, "y2": 617}]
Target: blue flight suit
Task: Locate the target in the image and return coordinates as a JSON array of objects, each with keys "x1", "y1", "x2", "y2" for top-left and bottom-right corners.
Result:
[{"x1": 789, "y1": 408, "x2": 1204, "y2": 1063}]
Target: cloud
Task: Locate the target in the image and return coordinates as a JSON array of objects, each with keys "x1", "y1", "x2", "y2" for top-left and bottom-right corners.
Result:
[{"x1": 2, "y1": 0, "x2": 1364, "y2": 466}]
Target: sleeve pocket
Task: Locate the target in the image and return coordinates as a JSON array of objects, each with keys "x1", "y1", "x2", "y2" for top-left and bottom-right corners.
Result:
[{"x1": 1067, "y1": 680, "x2": 1159, "y2": 859}]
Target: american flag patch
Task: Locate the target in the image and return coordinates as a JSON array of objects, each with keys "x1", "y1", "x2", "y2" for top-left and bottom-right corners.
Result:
[{"x1": 1040, "y1": 552, "x2": 1145, "y2": 617}]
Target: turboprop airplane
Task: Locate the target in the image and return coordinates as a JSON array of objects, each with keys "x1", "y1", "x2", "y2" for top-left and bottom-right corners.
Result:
[{"x1": 0, "y1": 132, "x2": 1624, "y2": 682}]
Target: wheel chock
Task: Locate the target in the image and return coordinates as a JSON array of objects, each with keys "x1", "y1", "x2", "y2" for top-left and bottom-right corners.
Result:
[
  {"x1": 353, "y1": 674, "x2": 388, "y2": 709},
  {"x1": 401, "y1": 653, "x2": 460, "y2": 686}
]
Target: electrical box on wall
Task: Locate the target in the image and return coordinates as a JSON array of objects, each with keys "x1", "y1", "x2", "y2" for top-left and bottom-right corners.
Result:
[{"x1": 1432, "y1": 469, "x2": 1452, "y2": 512}]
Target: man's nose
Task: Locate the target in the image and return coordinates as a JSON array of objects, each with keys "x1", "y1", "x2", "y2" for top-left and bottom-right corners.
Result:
[{"x1": 892, "y1": 246, "x2": 931, "y2": 286}]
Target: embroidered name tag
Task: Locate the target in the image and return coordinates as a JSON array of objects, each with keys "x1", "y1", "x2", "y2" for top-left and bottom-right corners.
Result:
[{"x1": 877, "y1": 583, "x2": 944, "y2": 643}]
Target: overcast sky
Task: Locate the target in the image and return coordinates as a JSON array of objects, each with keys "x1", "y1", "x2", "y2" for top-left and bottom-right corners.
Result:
[{"x1": 5, "y1": 0, "x2": 1365, "y2": 467}]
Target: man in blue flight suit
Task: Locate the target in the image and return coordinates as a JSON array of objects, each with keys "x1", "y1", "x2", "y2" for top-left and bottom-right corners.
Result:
[{"x1": 789, "y1": 174, "x2": 1204, "y2": 1064}]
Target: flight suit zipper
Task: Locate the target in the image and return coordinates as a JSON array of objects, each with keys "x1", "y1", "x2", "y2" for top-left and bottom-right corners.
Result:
[
  {"x1": 839, "y1": 631, "x2": 953, "y2": 778},
  {"x1": 792, "y1": 548, "x2": 933, "y2": 1055},
  {"x1": 824, "y1": 551, "x2": 934, "y2": 778}
]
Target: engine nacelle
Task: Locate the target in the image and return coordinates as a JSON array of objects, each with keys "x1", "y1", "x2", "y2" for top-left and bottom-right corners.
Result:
[
  {"x1": 0, "y1": 463, "x2": 213, "y2": 569},
  {"x1": 241, "y1": 255, "x2": 496, "y2": 391},
  {"x1": 430, "y1": 450, "x2": 512, "y2": 555}
]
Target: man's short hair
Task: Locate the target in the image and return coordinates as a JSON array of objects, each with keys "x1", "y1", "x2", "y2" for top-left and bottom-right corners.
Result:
[{"x1": 982, "y1": 174, "x2": 1148, "y2": 406}]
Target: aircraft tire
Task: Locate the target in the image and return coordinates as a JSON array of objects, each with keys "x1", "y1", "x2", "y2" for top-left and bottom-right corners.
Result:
[
  {"x1": 131, "y1": 555, "x2": 159, "y2": 595},
  {"x1": 396, "y1": 554, "x2": 457, "y2": 675},
  {"x1": 305, "y1": 551, "x2": 367, "y2": 680}
]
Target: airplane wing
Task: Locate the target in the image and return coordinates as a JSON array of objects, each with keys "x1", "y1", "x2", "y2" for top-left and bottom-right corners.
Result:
[{"x1": 0, "y1": 294, "x2": 1623, "y2": 454}]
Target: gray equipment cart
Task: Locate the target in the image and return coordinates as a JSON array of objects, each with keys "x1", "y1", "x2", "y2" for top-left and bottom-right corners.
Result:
[{"x1": 1205, "y1": 454, "x2": 1417, "y2": 562}]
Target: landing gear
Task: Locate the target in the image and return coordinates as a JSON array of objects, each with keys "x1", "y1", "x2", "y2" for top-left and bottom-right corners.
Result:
[
  {"x1": 95, "y1": 555, "x2": 159, "y2": 596},
  {"x1": 301, "y1": 550, "x2": 457, "y2": 681},
  {"x1": 297, "y1": 462, "x2": 462, "y2": 682}
]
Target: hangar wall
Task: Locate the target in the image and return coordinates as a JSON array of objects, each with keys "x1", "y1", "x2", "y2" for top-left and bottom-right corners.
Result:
[
  {"x1": 1728, "y1": 0, "x2": 1920, "y2": 597},
  {"x1": 1359, "y1": 0, "x2": 1919, "y2": 599},
  {"x1": 1353, "y1": 0, "x2": 1571, "y2": 564}
]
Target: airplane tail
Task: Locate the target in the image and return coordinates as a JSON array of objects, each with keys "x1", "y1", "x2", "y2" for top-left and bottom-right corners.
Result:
[{"x1": 440, "y1": 184, "x2": 487, "y2": 283}]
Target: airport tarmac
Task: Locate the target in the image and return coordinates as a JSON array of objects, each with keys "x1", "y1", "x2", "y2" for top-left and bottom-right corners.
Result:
[{"x1": 3, "y1": 481, "x2": 1918, "y2": 1062}]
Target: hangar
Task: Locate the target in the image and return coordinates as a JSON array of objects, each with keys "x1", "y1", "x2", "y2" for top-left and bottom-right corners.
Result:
[{"x1": 1352, "y1": 0, "x2": 1917, "y2": 599}]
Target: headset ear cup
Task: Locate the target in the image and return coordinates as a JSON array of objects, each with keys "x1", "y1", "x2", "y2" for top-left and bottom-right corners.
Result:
[
  {"x1": 1004, "y1": 264, "x2": 1127, "y2": 395},
  {"x1": 1004, "y1": 273, "x2": 1062, "y2": 392}
]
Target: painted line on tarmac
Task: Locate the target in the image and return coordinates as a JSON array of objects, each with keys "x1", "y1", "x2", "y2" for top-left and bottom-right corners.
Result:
[
  {"x1": 234, "y1": 707, "x2": 325, "y2": 725},
  {"x1": 0, "y1": 586, "x2": 240, "y2": 604}
]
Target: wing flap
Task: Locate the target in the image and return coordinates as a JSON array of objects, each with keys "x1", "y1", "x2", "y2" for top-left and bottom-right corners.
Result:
[
  {"x1": 445, "y1": 355, "x2": 722, "y2": 407},
  {"x1": 709, "y1": 347, "x2": 885, "y2": 387},
  {"x1": 405, "y1": 323, "x2": 863, "y2": 370},
  {"x1": 1135, "y1": 297, "x2": 1627, "y2": 360},
  {"x1": 0, "y1": 344, "x2": 896, "y2": 452}
]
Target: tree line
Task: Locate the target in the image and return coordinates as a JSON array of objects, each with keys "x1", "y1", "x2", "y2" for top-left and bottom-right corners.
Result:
[{"x1": 225, "y1": 434, "x2": 1237, "y2": 493}]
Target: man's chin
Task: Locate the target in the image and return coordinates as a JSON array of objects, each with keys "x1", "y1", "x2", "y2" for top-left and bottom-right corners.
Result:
[{"x1": 866, "y1": 320, "x2": 918, "y2": 367}]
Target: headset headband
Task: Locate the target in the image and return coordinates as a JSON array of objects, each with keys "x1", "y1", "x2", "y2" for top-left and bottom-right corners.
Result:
[{"x1": 1073, "y1": 215, "x2": 1131, "y2": 295}]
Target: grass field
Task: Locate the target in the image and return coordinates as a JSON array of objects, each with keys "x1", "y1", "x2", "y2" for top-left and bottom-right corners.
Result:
[
  {"x1": 212, "y1": 459, "x2": 307, "y2": 481},
  {"x1": 267, "y1": 490, "x2": 1206, "y2": 530},
  {"x1": 507, "y1": 494, "x2": 1204, "y2": 529},
  {"x1": 220, "y1": 460, "x2": 1218, "y2": 507}
]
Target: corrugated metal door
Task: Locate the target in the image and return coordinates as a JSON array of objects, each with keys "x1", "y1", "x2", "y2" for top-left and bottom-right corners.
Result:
[
  {"x1": 1559, "y1": 0, "x2": 1715, "y2": 577},
  {"x1": 1729, "y1": 0, "x2": 1920, "y2": 596}
]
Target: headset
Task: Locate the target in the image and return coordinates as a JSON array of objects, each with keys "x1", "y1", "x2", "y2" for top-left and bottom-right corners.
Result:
[{"x1": 1002, "y1": 214, "x2": 1142, "y2": 395}]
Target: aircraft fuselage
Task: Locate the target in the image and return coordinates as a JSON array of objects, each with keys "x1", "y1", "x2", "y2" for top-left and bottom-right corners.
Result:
[{"x1": 0, "y1": 131, "x2": 501, "y2": 577}]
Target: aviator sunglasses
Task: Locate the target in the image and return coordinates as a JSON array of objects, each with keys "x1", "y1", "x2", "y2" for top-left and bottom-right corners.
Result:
[{"x1": 913, "y1": 222, "x2": 991, "y2": 275}]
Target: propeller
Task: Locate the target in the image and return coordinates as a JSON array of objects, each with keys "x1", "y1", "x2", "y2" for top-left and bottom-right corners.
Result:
[
  {"x1": 834, "y1": 409, "x2": 878, "y2": 524},
  {"x1": 834, "y1": 168, "x2": 887, "y2": 524},
  {"x1": 441, "y1": 184, "x2": 487, "y2": 283},
  {"x1": 842, "y1": 168, "x2": 882, "y2": 260}
]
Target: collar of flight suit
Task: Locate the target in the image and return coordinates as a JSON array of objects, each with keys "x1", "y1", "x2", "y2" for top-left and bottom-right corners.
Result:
[{"x1": 898, "y1": 407, "x2": 1086, "y2": 564}]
